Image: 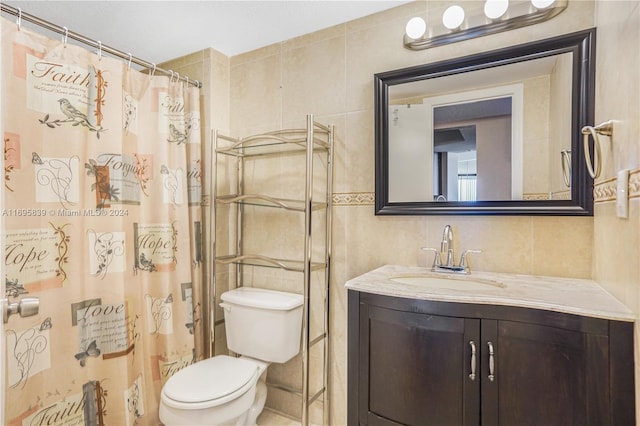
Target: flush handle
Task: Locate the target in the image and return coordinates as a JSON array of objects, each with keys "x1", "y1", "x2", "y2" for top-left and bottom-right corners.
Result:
[
  {"x1": 468, "y1": 340, "x2": 477, "y2": 381},
  {"x1": 2, "y1": 297, "x2": 39, "y2": 324},
  {"x1": 487, "y1": 341, "x2": 495, "y2": 382}
]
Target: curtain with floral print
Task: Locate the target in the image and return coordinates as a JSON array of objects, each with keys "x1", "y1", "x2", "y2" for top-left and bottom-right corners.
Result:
[{"x1": 2, "y1": 17, "x2": 204, "y2": 425}]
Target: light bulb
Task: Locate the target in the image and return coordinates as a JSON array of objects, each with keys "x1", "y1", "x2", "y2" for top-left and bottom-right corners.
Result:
[
  {"x1": 484, "y1": 0, "x2": 509, "y2": 20},
  {"x1": 442, "y1": 5, "x2": 465, "y2": 30},
  {"x1": 531, "y1": 0, "x2": 555, "y2": 9},
  {"x1": 405, "y1": 17, "x2": 427, "y2": 39}
]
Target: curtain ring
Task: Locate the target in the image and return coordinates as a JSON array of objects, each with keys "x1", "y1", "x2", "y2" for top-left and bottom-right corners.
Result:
[
  {"x1": 97, "y1": 41, "x2": 102, "y2": 60},
  {"x1": 194, "y1": 80, "x2": 200, "y2": 88},
  {"x1": 174, "y1": 72, "x2": 180, "y2": 84},
  {"x1": 169, "y1": 70, "x2": 174, "y2": 82},
  {"x1": 127, "y1": 53, "x2": 132, "y2": 70},
  {"x1": 16, "y1": 8, "x2": 22, "y2": 30},
  {"x1": 62, "y1": 26, "x2": 69, "y2": 47},
  {"x1": 149, "y1": 63, "x2": 156, "y2": 81},
  {"x1": 185, "y1": 76, "x2": 189, "y2": 88}
]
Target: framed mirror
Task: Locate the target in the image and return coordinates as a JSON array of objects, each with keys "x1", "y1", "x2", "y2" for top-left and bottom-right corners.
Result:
[{"x1": 375, "y1": 29, "x2": 595, "y2": 215}]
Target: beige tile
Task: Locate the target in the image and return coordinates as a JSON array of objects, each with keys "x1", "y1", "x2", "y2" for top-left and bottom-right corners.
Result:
[
  {"x1": 282, "y1": 35, "x2": 347, "y2": 123},
  {"x1": 344, "y1": 206, "x2": 428, "y2": 279},
  {"x1": 532, "y1": 216, "x2": 594, "y2": 278},
  {"x1": 591, "y1": 7, "x2": 640, "y2": 393},
  {"x1": 230, "y1": 49, "x2": 283, "y2": 135},
  {"x1": 346, "y1": 14, "x2": 428, "y2": 113},
  {"x1": 341, "y1": 111, "x2": 374, "y2": 193},
  {"x1": 593, "y1": 201, "x2": 640, "y2": 312},
  {"x1": 159, "y1": 60, "x2": 204, "y2": 85},
  {"x1": 209, "y1": 48, "x2": 231, "y2": 132},
  {"x1": 282, "y1": 23, "x2": 345, "y2": 52},
  {"x1": 594, "y1": 0, "x2": 640, "y2": 181},
  {"x1": 231, "y1": 43, "x2": 282, "y2": 67},
  {"x1": 159, "y1": 49, "x2": 206, "y2": 70},
  {"x1": 425, "y1": 217, "x2": 534, "y2": 275},
  {"x1": 347, "y1": 1, "x2": 426, "y2": 34},
  {"x1": 329, "y1": 280, "x2": 348, "y2": 426}
]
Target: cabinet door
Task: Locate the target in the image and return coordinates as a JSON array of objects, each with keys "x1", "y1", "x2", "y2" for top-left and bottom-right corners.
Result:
[
  {"x1": 481, "y1": 319, "x2": 609, "y2": 426},
  {"x1": 359, "y1": 304, "x2": 480, "y2": 426}
]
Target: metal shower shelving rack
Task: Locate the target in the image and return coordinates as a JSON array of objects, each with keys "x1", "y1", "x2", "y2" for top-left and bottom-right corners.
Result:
[{"x1": 212, "y1": 115, "x2": 333, "y2": 426}]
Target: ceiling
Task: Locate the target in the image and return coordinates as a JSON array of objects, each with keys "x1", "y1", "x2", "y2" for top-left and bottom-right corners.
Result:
[{"x1": 3, "y1": 1, "x2": 412, "y2": 64}]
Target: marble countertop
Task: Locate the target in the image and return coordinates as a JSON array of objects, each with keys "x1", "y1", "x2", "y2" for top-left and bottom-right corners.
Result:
[{"x1": 345, "y1": 265, "x2": 635, "y2": 322}]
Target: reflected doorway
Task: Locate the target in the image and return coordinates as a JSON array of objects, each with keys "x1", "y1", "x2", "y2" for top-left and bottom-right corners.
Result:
[{"x1": 432, "y1": 96, "x2": 512, "y2": 201}]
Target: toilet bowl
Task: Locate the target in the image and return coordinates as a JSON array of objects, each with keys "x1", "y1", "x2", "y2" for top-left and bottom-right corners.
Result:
[
  {"x1": 159, "y1": 355, "x2": 269, "y2": 426},
  {"x1": 159, "y1": 287, "x2": 304, "y2": 426}
]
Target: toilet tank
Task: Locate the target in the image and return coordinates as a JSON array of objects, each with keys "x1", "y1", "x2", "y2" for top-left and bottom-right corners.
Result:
[{"x1": 220, "y1": 287, "x2": 304, "y2": 363}]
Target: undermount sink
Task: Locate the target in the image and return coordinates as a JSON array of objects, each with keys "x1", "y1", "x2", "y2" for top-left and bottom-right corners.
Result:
[{"x1": 389, "y1": 274, "x2": 506, "y2": 291}]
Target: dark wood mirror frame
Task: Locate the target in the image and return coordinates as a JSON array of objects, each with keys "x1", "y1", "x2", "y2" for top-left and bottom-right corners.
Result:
[{"x1": 375, "y1": 29, "x2": 595, "y2": 216}]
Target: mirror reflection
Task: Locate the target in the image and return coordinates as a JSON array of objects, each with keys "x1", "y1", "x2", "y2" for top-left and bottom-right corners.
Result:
[{"x1": 387, "y1": 53, "x2": 572, "y2": 203}]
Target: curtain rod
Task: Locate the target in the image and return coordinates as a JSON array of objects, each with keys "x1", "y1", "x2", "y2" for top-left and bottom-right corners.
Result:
[{"x1": 0, "y1": 3, "x2": 202, "y2": 88}]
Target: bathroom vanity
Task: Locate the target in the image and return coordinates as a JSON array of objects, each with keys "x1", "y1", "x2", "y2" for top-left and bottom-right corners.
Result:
[{"x1": 346, "y1": 265, "x2": 635, "y2": 426}]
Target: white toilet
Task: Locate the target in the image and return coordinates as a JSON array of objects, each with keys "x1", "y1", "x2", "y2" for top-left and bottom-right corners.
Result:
[{"x1": 159, "y1": 287, "x2": 304, "y2": 426}]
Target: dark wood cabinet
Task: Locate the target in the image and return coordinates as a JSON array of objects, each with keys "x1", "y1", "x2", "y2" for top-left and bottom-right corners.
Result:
[{"x1": 348, "y1": 291, "x2": 635, "y2": 426}]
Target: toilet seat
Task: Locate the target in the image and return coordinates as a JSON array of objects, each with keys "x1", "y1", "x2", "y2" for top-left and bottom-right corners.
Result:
[{"x1": 161, "y1": 355, "x2": 259, "y2": 410}]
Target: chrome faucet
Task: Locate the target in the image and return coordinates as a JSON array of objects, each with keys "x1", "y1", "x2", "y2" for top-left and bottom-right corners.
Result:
[
  {"x1": 422, "y1": 225, "x2": 481, "y2": 274},
  {"x1": 441, "y1": 224, "x2": 455, "y2": 267}
]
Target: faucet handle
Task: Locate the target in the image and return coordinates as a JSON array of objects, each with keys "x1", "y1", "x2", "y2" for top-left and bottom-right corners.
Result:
[
  {"x1": 459, "y1": 249, "x2": 481, "y2": 270},
  {"x1": 421, "y1": 247, "x2": 442, "y2": 268}
]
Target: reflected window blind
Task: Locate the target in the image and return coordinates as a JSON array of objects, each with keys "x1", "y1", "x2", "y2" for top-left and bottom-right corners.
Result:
[{"x1": 458, "y1": 174, "x2": 477, "y2": 201}]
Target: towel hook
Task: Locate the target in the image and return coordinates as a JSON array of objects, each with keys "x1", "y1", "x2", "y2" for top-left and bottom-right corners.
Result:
[
  {"x1": 582, "y1": 120, "x2": 613, "y2": 179},
  {"x1": 62, "y1": 26, "x2": 69, "y2": 47}
]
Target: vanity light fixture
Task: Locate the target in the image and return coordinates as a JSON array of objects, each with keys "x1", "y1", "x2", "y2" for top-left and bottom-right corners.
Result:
[
  {"x1": 442, "y1": 5, "x2": 465, "y2": 30},
  {"x1": 484, "y1": 0, "x2": 509, "y2": 20},
  {"x1": 531, "y1": 0, "x2": 556, "y2": 9},
  {"x1": 404, "y1": 0, "x2": 567, "y2": 50},
  {"x1": 405, "y1": 16, "x2": 427, "y2": 39}
]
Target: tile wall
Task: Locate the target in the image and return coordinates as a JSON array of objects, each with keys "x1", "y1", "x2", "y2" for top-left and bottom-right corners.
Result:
[
  {"x1": 591, "y1": 0, "x2": 640, "y2": 418},
  {"x1": 162, "y1": 0, "x2": 640, "y2": 423}
]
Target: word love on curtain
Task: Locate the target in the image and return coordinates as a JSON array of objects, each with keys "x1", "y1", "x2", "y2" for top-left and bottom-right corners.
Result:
[{"x1": 1, "y1": 17, "x2": 204, "y2": 425}]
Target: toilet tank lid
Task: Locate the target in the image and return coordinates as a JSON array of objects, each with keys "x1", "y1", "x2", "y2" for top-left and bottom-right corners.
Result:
[{"x1": 221, "y1": 287, "x2": 303, "y2": 310}]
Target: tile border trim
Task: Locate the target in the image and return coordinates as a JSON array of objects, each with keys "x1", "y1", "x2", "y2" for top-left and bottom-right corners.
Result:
[
  {"x1": 332, "y1": 192, "x2": 374, "y2": 206},
  {"x1": 332, "y1": 170, "x2": 640, "y2": 207},
  {"x1": 594, "y1": 168, "x2": 640, "y2": 203}
]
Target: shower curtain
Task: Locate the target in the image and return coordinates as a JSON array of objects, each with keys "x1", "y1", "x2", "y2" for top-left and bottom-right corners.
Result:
[{"x1": 2, "y1": 18, "x2": 204, "y2": 425}]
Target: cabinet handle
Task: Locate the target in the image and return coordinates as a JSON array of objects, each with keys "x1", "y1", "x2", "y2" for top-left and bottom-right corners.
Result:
[
  {"x1": 487, "y1": 341, "x2": 495, "y2": 382},
  {"x1": 469, "y1": 340, "x2": 477, "y2": 381}
]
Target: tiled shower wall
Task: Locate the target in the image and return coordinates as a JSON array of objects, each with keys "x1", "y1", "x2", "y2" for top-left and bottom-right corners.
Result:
[{"x1": 162, "y1": 0, "x2": 640, "y2": 423}]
